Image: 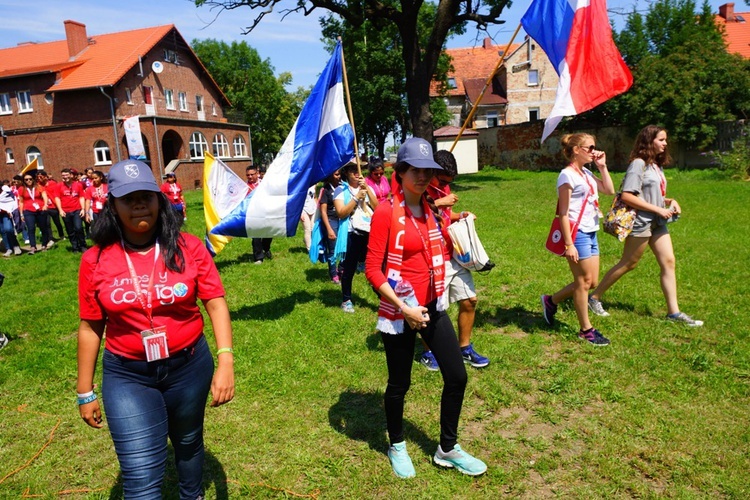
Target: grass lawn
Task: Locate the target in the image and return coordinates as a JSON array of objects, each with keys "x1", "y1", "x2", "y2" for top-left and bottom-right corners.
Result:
[{"x1": 0, "y1": 168, "x2": 748, "y2": 498}]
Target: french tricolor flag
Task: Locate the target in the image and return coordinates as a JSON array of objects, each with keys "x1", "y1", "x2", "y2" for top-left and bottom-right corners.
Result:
[
  {"x1": 211, "y1": 41, "x2": 354, "y2": 238},
  {"x1": 521, "y1": 0, "x2": 633, "y2": 142}
]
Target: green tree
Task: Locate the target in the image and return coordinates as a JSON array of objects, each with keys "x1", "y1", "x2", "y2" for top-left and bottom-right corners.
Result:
[
  {"x1": 580, "y1": 0, "x2": 750, "y2": 148},
  {"x1": 191, "y1": 39, "x2": 300, "y2": 161},
  {"x1": 319, "y1": 3, "x2": 452, "y2": 156},
  {"x1": 195, "y1": 0, "x2": 513, "y2": 142}
]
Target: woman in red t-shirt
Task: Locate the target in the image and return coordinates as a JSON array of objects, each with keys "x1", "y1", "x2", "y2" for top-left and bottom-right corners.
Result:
[
  {"x1": 364, "y1": 138, "x2": 486, "y2": 479},
  {"x1": 17, "y1": 172, "x2": 52, "y2": 254},
  {"x1": 160, "y1": 172, "x2": 186, "y2": 220},
  {"x1": 76, "y1": 160, "x2": 234, "y2": 498},
  {"x1": 83, "y1": 170, "x2": 108, "y2": 224}
]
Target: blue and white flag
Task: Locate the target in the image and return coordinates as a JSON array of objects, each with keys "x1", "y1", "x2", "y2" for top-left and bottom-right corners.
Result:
[{"x1": 211, "y1": 41, "x2": 354, "y2": 238}]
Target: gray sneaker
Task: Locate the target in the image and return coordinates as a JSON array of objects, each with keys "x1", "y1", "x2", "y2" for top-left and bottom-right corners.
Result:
[
  {"x1": 588, "y1": 297, "x2": 610, "y2": 317},
  {"x1": 667, "y1": 312, "x2": 703, "y2": 327}
]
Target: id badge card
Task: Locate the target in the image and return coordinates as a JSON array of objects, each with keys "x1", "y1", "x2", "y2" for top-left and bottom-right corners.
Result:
[
  {"x1": 142, "y1": 325, "x2": 169, "y2": 362},
  {"x1": 95, "y1": 201, "x2": 103, "y2": 210},
  {"x1": 33, "y1": 203, "x2": 41, "y2": 210}
]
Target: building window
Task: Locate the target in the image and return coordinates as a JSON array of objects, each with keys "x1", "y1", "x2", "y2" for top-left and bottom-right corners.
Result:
[
  {"x1": 233, "y1": 135, "x2": 248, "y2": 157},
  {"x1": 212, "y1": 133, "x2": 230, "y2": 158},
  {"x1": 211, "y1": 103, "x2": 217, "y2": 116},
  {"x1": 528, "y1": 69, "x2": 539, "y2": 86},
  {"x1": 189, "y1": 132, "x2": 208, "y2": 159},
  {"x1": 196, "y1": 95, "x2": 204, "y2": 112},
  {"x1": 5, "y1": 148, "x2": 14, "y2": 164},
  {"x1": 0, "y1": 93, "x2": 10, "y2": 114},
  {"x1": 26, "y1": 146, "x2": 43, "y2": 167},
  {"x1": 179, "y1": 92, "x2": 188, "y2": 111},
  {"x1": 164, "y1": 49, "x2": 178, "y2": 63},
  {"x1": 143, "y1": 86, "x2": 153, "y2": 105},
  {"x1": 165, "y1": 89, "x2": 175, "y2": 110},
  {"x1": 486, "y1": 111, "x2": 498, "y2": 128},
  {"x1": 447, "y1": 77, "x2": 457, "y2": 89},
  {"x1": 94, "y1": 140, "x2": 112, "y2": 166},
  {"x1": 125, "y1": 88, "x2": 133, "y2": 105},
  {"x1": 17, "y1": 90, "x2": 32, "y2": 112},
  {"x1": 529, "y1": 108, "x2": 540, "y2": 122},
  {"x1": 44, "y1": 93, "x2": 54, "y2": 104}
]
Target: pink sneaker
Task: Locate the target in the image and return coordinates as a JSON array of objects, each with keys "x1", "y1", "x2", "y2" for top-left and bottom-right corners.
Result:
[{"x1": 332, "y1": 275, "x2": 341, "y2": 285}]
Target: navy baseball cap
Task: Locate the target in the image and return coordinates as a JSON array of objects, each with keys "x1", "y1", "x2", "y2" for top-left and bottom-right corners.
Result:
[
  {"x1": 396, "y1": 138, "x2": 442, "y2": 170},
  {"x1": 107, "y1": 160, "x2": 160, "y2": 198}
]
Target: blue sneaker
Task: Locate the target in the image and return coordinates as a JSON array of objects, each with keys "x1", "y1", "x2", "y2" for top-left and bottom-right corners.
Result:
[
  {"x1": 433, "y1": 444, "x2": 487, "y2": 476},
  {"x1": 341, "y1": 300, "x2": 355, "y2": 313},
  {"x1": 387, "y1": 441, "x2": 416, "y2": 478},
  {"x1": 461, "y1": 343, "x2": 489, "y2": 368},
  {"x1": 419, "y1": 350, "x2": 439, "y2": 371},
  {"x1": 578, "y1": 328, "x2": 610, "y2": 346}
]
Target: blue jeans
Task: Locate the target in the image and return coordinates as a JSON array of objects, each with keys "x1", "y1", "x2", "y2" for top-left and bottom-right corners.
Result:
[
  {"x1": 23, "y1": 210, "x2": 51, "y2": 249},
  {"x1": 1, "y1": 212, "x2": 19, "y2": 251},
  {"x1": 62, "y1": 211, "x2": 86, "y2": 251},
  {"x1": 102, "y1": 335, "x2": 213, "y2": 499},
  {"x1": 322, "y1": 217, "x2": 340, "y2": 279}
]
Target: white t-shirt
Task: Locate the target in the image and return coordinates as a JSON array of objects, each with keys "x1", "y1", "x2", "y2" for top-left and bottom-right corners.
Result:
[
  {"x1": 334, "y1": 184, "x2": 363, "y2": 232},
  {"x1": 303, "y1": 186, "x2": 317, "y2": 215},
  {"x1": 556, "y1": 166, "x2": 600, "y2": 233}
]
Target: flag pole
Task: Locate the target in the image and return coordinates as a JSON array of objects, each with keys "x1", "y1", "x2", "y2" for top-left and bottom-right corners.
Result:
[
  {"x1": 449, "y1": 23, "x2": 523, "y2": 152},
  {"x1": 338, "y1": 37, "x2": 363, "y2": 176}
]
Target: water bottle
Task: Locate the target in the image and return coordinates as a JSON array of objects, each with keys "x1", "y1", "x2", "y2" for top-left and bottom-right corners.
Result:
[{"x1": 394, "y1": 279, "x2": 419, "y2": 309}]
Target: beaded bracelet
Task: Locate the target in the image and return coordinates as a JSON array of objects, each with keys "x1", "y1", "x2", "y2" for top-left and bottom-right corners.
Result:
[
  {"x1": 77, "y1": 393, "x2": 98, "y2": 405},
  {"x1": 216, "y1": 347, "x2": 234, "y2": 356}
]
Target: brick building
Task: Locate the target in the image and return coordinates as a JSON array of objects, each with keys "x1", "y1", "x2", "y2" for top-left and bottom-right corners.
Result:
[
  {"x1": 0, "y1": 20, "x2": 252, "y2": 188},
  {"x1": 430, "y1": 37, "x2": 558, "y2": 129}
]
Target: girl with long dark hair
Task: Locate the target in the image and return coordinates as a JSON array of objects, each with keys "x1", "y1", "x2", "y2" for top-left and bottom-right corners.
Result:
[
  {"x1": 76, "y1": 160, "x2": 234, "y2": 498},
  {"x1": 588, "y1": 125, "x2": 702, "y2": 326}
]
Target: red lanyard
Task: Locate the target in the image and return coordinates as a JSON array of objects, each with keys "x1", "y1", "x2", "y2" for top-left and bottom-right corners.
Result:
[
  {"x1": 655, "y1": 165, "x2": 666, "y2": 196},
  {"x1": 404, "y1": 205, "x2": 438, "y2": 302},
  {"x1": 121, "y1": 241, "x2": 161, "y2": 329},
  {"x1": 569, "y1": 165, "x2": 598, "y2": 210}
]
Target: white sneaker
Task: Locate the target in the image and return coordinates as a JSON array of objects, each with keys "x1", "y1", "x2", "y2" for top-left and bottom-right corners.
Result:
[
  {"x1": 2, "y1": 250, "x2": 11, "y2": 257},
  {"x1": 13, "y1": 246, "x2": 21, "y2": 255}
]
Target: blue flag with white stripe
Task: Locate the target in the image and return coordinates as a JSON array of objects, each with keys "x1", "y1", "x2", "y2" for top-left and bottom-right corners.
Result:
[{"x1": 211, "y1": 41, "x2": 354, "y2": 238}]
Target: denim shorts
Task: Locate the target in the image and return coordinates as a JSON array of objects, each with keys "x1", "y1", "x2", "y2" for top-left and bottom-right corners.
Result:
[{"x1": 574, "y1": 230, "x2": 599, "y2": 260}]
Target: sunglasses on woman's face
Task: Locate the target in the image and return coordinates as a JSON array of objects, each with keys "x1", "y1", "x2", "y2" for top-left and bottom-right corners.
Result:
[
  {"x1": 24, "y1": 178, "x2": 33, "y2": 181},
  {"x1": 584, "y1": 145, "x2": 596, "y2": 153}
]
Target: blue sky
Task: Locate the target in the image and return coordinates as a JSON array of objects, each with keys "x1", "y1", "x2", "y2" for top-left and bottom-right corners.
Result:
[{"x1": 0, "y1": 0, "x2": 737, "y2": 89}]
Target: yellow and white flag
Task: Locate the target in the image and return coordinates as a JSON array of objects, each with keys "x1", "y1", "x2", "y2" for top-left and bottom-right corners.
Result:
[{"x1": 203, "y1": 152, "x2": 249, "y2": 255}]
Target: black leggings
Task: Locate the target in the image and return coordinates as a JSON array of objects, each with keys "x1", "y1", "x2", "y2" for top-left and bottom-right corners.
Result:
[
  {"x1": 341, "y1": 230, "x2": 369, "y2": 303},
  {"x1": 381, "y1": 302, "x2": 467, "y2": 451}
]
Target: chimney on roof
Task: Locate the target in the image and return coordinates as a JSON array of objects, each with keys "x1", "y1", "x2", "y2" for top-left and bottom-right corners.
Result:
[
  {"x1": 719, "y1": 3, "x2": 735, "y2": 21},
  {"x1": 483, "y1": 37, "x2": 493, "y2": 50},
  {"x1": 64, "y1": 20, "x2": 88, "y2": 58}
]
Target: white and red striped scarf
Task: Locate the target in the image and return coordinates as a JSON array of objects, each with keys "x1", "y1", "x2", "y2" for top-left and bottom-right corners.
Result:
[{"x1": 377, "y1": 185, "x2": 447, "y2": 335}]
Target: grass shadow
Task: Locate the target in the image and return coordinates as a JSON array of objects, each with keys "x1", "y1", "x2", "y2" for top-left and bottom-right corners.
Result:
[
  {"x1": 108, "y1": 448, "x2": 228, "y2": 499},
  {"x1": 328, "y1": 389, "x2": 438, "y2": 458},
  {"x1": 231, "y1": 290, "x2": 317, "y2": 321},
  {"x1": 305, "y1": 267, "x2": 332, "y2": 283},
  {"x1": 482, "y1": 305, "x2": 547, "y2": 333},
  {"x1": 287, "y1": 246, "x2": 309, "y2": 254}
]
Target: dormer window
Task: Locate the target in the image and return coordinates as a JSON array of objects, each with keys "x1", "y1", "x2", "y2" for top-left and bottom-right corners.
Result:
[{"x1": 447, "y1": 77, "x2": 457, "y2": 89}]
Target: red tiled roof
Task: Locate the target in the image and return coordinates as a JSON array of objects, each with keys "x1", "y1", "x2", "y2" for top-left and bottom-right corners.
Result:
[
  {"x1": 0, "y1": 24, "x2": 230, "y2": 105},
  {"x1": 434, "y1": 125, "x2": 478, "y2": 137},
  {"x1": 716, "y1": 13, "x2": 750, "y2": 58},
  {"x1": 0, "y1": 25, "x2": 174, "y2": 90},
  {"x1": 430, "y1": 40, "x2": 520, "y2": 97}
]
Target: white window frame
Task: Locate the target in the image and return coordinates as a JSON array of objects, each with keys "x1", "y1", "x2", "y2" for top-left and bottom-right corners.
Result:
[
  {"x1": 233, "y1": 135, "x2": 248, "y2": 157},
  {"x1": 0, "y1": 93, "x2": 12, "y2": 115},
  {"x1": 447, "y1": 77, "x2": 457, "y2": 89},
  {"x1": 178, "y1": 92, "x2": 188, "y2": 112},
  {"x1": 94, "y1": 140, "x2": 112, "y2": 166},
  {"x1": 165, "y1": 89, "x2": 175, "y2": 110},
  {"x1": 26, "y1": 146, "x2": 42, "y2": 167},
  {"x1": 529, "y1": 107, "x2": 540, "y2": 122},
  {"x1": 163, "y1": 49, "x2": 178, "y2": 64},
  {"x1": 189, "y1": 132, "x2": 208, "y2": 159},
  {"x1": 211, "y1": 103, "x2": 217, "y2": 116},
  {"x1": 125, "y1": 88, "x2": 133, "y2": 105},
  {"x1": 528, "y1": 69, "x2": 539, "y2": 86},
  {"x1": 17, "y1": 90, "x2": 32, "y2": 113},
  {"x1": 212, "y1": 133, "x2": 230, "y2": 158},
  {"x1": 196, "y1": 95, "x2": 204, "y2": 112},
  {"x1": 5, "y1": 148, "x2": 14, "y2": 164}
]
